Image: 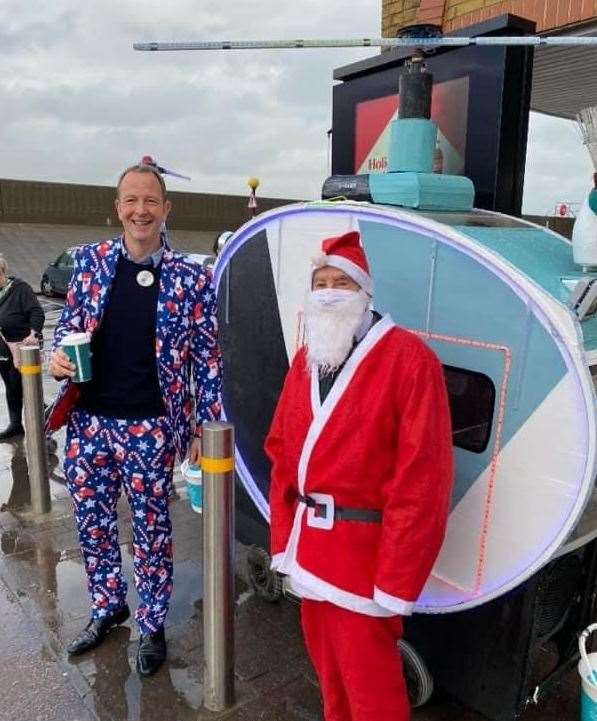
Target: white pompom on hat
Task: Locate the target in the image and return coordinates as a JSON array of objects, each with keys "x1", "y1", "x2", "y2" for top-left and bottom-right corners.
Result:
[{"x1": 312, "y1": 230, "x2": 373, "y2": 295}]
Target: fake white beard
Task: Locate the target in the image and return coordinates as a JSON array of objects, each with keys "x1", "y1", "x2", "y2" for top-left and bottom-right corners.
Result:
[{"x1": 304, "y1": 289, "x2": 370, "y2": 375}]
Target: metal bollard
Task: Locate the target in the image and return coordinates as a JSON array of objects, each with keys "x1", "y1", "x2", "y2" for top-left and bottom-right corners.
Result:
[
  {"x1": 201, "y1": 421, "x2": 235, "y2": 711},
  {"x1": 19, "y1": 345, "x2": 51, "y2": 514}
]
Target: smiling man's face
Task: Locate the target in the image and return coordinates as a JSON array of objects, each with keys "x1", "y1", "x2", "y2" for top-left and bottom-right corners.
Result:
[{"x1": 115, "y1": 170, "x2": 171, "y2": 249}]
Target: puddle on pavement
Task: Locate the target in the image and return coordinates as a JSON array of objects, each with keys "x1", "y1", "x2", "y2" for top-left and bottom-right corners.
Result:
[
  {"x1": 1, "y1": 522, "x2": 209, "y2": 719},
  {"x1": 76, "y1": 648, "x2": 204, "y2": 721},
  {"x1": 0, "y1": 442, "x2": 30, "y2": 510},
  {"x1": 0, "y1": 439, "x2": 65, "y2": 512},
  {"x1": 0, "y1": 417, "x2": 257, "y2": 720},
  {"x1": 1, "y1": 527, "x2": 38, "y2": 560}
]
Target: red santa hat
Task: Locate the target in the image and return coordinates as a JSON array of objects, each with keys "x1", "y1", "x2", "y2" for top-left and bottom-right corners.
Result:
[{"x1": 312, "y1": 230, "x2": 373, "y2": 295}]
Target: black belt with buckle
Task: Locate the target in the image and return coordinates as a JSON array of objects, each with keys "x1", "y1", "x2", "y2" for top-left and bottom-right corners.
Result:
[{"x1": 298, "y1": 493, "x2": 382, "y2": 523}]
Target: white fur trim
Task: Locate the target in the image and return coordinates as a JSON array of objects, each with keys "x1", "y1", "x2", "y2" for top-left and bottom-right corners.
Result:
[
  {"x1": 323, "y1": 254, "x2": 373, "y2": 295},
  {"x1": 311, "y1": 253, "x2": 328, "y2": 268},
  {"x1": 373, "y1": 587, "x2": 415, "y2": 616},
  {"x1": 270, "y1": 553, "x2": 285, "y2": 571},
  {"x1": 274, "y1": 503, "x2": 307, "y2": 576},
  {"x1": 310, "y1": 364, "x2": 321, "y2": 415},
  {"x1": 300, "y1": 314, "x2": 395, "y2": 492},
  {"x1": 279, "y1": 552, "x2": 397, "y2": 616}
]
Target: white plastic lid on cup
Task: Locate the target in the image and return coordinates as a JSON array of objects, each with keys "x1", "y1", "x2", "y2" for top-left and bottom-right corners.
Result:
[
  {"x1": 181, "y1": 458, "x2": 202, "y2": 480},
  {"x1": 61, "y1": 333, "x2": 89, "y2": 346}
]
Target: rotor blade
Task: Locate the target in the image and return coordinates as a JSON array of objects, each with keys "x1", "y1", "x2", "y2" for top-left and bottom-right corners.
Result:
[
  {"x1": 159, "y1": 167, "x2": 192, "y2": 181},
  {"x1": 133, "y1": 36, "x2": 597, "y2": 52}
]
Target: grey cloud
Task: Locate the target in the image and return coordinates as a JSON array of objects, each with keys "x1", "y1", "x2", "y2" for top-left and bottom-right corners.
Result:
[
  {"x1": 522, "y1": 112, "x2": 593, "y2": 214},
  {"x1": 0, "y1": 0, "x2": 380, "y2": 202},
  {"x1": 0, "y1": 6, "x2": 76, "y2": 54}
]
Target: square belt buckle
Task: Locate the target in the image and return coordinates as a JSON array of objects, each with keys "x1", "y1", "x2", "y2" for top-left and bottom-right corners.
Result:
[{"x1": 306, "y1": 493, "x2": 335, "y2": 530}]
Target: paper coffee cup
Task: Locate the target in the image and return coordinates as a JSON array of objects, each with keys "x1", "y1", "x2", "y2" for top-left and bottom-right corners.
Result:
[
  {"x1": 60, "y1": 333, "x2": 92, "y2": 383},
  {"x1": 181, "y1": 459, "x2": 203, "y2": 514}
]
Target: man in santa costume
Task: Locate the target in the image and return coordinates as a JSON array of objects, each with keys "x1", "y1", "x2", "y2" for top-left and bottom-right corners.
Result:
[{"x1": 265, "y1": 230, "x2": 453, "y2": 721}]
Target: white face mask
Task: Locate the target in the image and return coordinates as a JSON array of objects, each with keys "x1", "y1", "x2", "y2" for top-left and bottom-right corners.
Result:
[
  {"x1": 304, "y1": 288, "x2": 370, "y2": 375},
  {"x1": 309, "y1": 288, "x2": 357, "y2": 309}
]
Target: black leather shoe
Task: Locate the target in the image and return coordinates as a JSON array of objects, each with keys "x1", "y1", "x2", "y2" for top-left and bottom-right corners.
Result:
[
  {"x1": 66, "y1": 604, "x2": 130, "y2": 656},
  {"x1": 136, "y1": 627, "x2": 167, "y2": 677}
]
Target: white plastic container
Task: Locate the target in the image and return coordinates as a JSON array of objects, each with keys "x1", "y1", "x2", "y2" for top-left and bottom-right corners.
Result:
[
  {"x1": 578, "y1": 623, "x2": 597, "y2": 720},
  {"x1": 181, "y1": 458, "x2": 203, "y2": 514},
  {"x1": 572, "y1": 191, "x2": 597, "y2": 270}
]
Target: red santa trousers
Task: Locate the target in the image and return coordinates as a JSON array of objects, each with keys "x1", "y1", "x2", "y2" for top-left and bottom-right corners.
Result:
[{"x1": 301, "y1": 599, "x2": 409, "y2": 721}]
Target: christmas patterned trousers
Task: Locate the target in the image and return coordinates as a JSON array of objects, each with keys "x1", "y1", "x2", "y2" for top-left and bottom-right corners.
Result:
[
  {"x1": 64, "y1": 408, "x2": 175, "y2": 635},
  {"x1": 301, "y1": 599, "x2": 409, "y2": 721}
]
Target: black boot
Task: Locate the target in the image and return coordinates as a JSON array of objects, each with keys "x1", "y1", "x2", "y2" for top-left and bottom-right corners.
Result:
[
  {"x1": 136, "y1": 627, "x2": 167, "y2": 677},
  {"x1": 0, "y1": 362, "x2": 24, "y2": 441},
  {"x1": 67, "y1": 604, "x2": 131, "y2": 655},
  {"x1": 0, "y1": 410, "x2": 24, "y2": 440}
]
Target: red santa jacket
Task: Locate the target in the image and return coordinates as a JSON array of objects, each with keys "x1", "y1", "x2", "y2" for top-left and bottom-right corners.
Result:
[{"x1": 265, "y1": 314, "x2": 453, "y2": 616}]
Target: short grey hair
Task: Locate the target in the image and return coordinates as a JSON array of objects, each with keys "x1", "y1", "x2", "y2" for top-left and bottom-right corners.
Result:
[
  {"x1": 116, "y1": 164, "x2": 167, "y2": 200},
  {"x1": 0, "y1": 255, "x2": 8, "y2": 274}
]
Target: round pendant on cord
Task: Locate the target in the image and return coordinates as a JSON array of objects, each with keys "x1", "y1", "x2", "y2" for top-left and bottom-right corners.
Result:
[{"x1": 136, "y1": 270, "x2": 154, "y2": 287}]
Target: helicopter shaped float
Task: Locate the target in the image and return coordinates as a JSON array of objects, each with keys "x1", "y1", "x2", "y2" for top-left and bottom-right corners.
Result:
[{"x1": 136, "y1": 21, "x2": 597, "y2": 719}]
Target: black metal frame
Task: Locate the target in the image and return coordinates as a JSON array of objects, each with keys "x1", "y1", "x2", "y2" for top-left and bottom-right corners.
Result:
[
  {"x1": 404, "y1": 539, "x2": 597, "y2": 720},
  {"x1": 331, "y1": 14, "x2": 535, "y2": 216}
]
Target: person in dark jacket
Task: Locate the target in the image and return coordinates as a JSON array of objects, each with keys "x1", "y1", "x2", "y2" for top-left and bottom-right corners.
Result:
[{"x1": 0, "y1": 255, "x2": 45, "y2": 439}]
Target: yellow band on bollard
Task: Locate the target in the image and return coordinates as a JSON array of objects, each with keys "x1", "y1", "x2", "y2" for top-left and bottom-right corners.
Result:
[
  {"x1": 19, "y1": 364, "x2": 42, "y2": 375},
  {"x1": 201, "y1": 456, "x2": 234, "y2": 474}
]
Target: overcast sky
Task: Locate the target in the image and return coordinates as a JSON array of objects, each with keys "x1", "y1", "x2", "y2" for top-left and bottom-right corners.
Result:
[{"x1": 0, "y1": 1, "x2": 593, "y2": 215}]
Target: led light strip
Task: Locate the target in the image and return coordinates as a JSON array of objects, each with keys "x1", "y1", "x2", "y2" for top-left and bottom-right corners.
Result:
[{"x1": 413, "y1": 329, "x2": 512, "y2": 595}]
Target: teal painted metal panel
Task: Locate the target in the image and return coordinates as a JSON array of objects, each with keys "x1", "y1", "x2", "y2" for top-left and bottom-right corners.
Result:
[
  {"x1": 368, "y1": 172, "x2": 475, "y2": 211},
  {"x1": 360, "y1": 220, "x2": 567, "y2": 507},
  {"x1": 454, "y1": 226, "x2": 597, "y2": 352},
  {"x1": 389, "y1": 118, "x2": 436, "y2": 173},
  {"x1": 358, "y1": 221, "x2": 434, "y2": 331}
]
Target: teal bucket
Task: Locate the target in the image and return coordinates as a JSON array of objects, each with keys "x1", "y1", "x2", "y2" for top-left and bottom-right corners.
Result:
[{"x1": 579, "y1": 624, "x2": 597, "y2": 720}]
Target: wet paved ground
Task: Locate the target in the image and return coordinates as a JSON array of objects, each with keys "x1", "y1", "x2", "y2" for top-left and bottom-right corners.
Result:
[{"x1": 0, "y1": 296, "x2": 584, "y2": 721}]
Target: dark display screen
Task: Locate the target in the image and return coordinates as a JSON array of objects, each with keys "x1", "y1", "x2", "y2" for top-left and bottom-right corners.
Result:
[{"x1": 332, "y1": 20, "x2": 534, "y2": 216}]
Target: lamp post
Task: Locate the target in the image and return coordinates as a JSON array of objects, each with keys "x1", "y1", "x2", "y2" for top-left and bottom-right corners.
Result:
[{"x1": 247, "y1": 177, "x2": 259, "y2": 217}]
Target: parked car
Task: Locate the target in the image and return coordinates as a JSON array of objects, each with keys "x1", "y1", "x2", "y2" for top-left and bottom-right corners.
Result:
[
  {"x1": 41, "y1": 248, "x2": 214, "y2": 298},
  {"x1": 186, "y1": 253, "x2": 216, "y2": 271},
  {"x1": 40, "y1": 247, "x2": 78, "y2": 297}
]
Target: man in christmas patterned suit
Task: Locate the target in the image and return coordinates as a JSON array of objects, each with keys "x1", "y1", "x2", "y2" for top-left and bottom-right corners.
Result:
[
  {"x1": 265, "y1": 230, "x2": 453, "y2": 721},
  {"x1": 47, "y1": 163, "x2": 221, "y2": 676}
]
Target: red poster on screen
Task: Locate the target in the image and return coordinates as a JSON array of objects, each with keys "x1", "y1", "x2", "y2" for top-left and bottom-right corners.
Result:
[{"x1": 354, "y1": 77, "x2": 469, "y2": 176}]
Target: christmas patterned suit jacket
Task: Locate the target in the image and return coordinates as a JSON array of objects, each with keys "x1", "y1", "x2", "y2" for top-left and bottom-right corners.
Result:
[
  {"x1": 265, "y1": 315, "x2": 453, "y2": 616},
  {"x1": 46, "y1": 236, "x2": 222, "y2": 458}
]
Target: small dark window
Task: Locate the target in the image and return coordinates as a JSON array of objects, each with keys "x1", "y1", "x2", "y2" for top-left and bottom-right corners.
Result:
[{"x1": 442, "y1": 365, "x2": 495, "y2": 454}]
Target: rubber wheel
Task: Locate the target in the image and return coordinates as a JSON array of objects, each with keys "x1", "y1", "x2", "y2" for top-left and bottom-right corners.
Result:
[
  {"x1": 246, "y1": 545, "x2": 283, "y2": 602},
  {"x1": 41, "y1": 277, "x2": 54, "y2": 297},
  {"x1": 399, "y1": 639, "x2": 434, "y2": 708}
]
